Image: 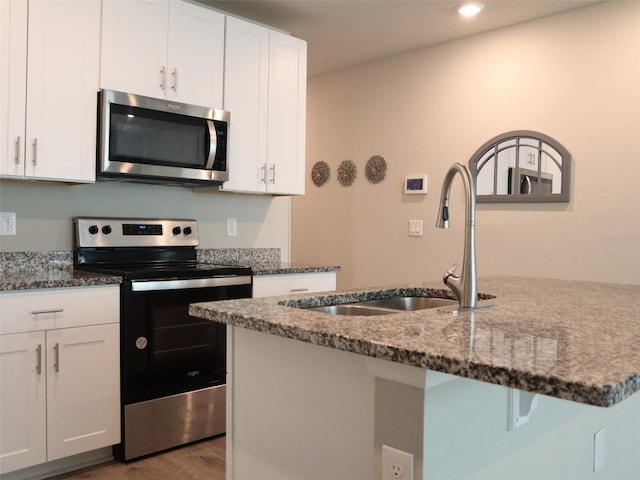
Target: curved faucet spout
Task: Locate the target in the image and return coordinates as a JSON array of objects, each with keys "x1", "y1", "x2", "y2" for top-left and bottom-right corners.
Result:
[{"x1": 436, "y1": 162, "x2": 477, "y2": 309}]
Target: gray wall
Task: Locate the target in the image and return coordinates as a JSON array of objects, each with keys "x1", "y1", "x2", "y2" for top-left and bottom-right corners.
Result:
[{"x1": 0, "y1": 179, "x2": 292, "y2": 258}]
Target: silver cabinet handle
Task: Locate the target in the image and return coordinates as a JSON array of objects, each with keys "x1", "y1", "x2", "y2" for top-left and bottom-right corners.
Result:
[
  {"x1": 31, "y1": 308, "x2": 63, "y2": 315},
  {"x1": 171, "y1": 68, "x2": 177, "y2": 92},
  {"x1": 14, "y1": 136, "x2": 21, "y2": 164},
  {"x1": 270, "y1": 164, "x2": 276, "y2": 184},
  {"x1": 160, "y1": 65, "x2": 166, "y2": 90},
  {"x1": 290, "y1": 288, "x2": 309, "y2": 293},
  {"x1": 261, "y1": 164, "x2": 267, "y2": 183},
  {"x1": 32, "y1": 138, "x2": 38, "y2": 165},
  {"x1": 36, "y1": 344, "x2": 42, "y2": 375},
  {"x1": 53, "y1": 343, "x2": 60, "y2": 373}
]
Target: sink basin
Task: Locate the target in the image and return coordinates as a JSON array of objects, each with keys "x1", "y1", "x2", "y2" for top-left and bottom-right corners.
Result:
[
  {"x1": 304, "y1": 296, "x2": 458, "y2": 316},
  {"x1": 306, "y1": 304, "x2": 395, "y2": 316},
  {"x1": 361, "y1": 296, "x2": 457, "y2": 310}
]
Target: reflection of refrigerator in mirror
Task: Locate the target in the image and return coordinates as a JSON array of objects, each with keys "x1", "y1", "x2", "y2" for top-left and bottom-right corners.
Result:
[{"x1": 508, "y1": 167, "x2": 553, "y2": 195}]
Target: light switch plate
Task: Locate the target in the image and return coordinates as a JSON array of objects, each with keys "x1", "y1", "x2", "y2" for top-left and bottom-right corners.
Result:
[{"x1": 408, "y1": 219, "x2": 423, "y2": 237}]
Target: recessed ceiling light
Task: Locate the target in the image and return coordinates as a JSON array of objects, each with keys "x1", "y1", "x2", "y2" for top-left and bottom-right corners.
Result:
[{"x1": 458, "y1": 2, "x2": 485, "y2": 17}]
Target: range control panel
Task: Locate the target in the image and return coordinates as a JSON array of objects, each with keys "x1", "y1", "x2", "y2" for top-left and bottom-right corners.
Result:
[{"x1": 75, "y1": 217, "x2": 199, "y2": 248}]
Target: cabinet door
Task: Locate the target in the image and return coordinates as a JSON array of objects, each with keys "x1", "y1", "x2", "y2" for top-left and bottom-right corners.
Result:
[
  {"x1": 100, "y1": 0, "x2": 169, "y2": 99},
  {"x1": 46, "y1": 323, "x2": 120, "y2": 461},
  {"x1": 0, "y1": 0, "x2": 27, "y2": 178},
  {"x1": 266, "y1": 31, "x2": 307, "y2": 195},
  {"x1": 167, "y1": 1, "x2": 224, "y2": 108},
  {"x1": 24, "y1": 0, "x2": 100, "y2": 182},
  {"x1": 221, "y1": 17, "x2": 269, "y2": 193},
  {"x1": 0, "y1": 332, "x2": 47, "y2": 474}
]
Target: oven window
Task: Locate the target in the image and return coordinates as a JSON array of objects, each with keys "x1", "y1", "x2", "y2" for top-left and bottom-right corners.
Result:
[
  {"x1": 110, "y1": 104, "x2": 208, "y2": 169},
  {"x1": 122, "y1": 284, "x2": 250, "y2": 403}
]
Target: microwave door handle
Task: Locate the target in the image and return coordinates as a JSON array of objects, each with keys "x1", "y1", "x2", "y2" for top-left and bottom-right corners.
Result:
[
  {"x1": 205, "y1": 120, "x2": 217, "y2": 169},
  {"x1": 521, "y1": 175, "x2": 532, "y2": 194}
]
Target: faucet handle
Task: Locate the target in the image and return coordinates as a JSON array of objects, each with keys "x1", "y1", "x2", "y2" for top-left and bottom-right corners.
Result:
[{"x1": 444, "y1": 262, "x2": 460, "y2": 283}]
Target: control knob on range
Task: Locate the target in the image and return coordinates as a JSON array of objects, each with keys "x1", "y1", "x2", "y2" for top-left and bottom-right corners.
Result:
[
  {"x1": 102, "y1": 225, "x2": 112, "y2": 234},
  {"x1": 183, "y1": 226, "x2": 192, "y2": 235},
  {"x1": 88, "y1": 225, "x2": 99, "y2": 235},
  {"x1": 172, "y1": 226, "x2": 182, "y2": 235}
]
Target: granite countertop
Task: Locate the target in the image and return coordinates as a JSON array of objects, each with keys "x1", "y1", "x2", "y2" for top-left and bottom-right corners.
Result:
[
  {"x1": 0, "y1": 268, "x2": 122, "y2": 291},
  {"x1": 190, "y1": 276, "x2": 640, "y2": 408},
  {"x1": 250, "y1": 262, "x2": 341, "y2": 275},
  {"x1": 0, "y1": 250, "x2": 339, "y2": 291}
]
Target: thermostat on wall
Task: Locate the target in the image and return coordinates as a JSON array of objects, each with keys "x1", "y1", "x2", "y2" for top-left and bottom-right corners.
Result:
[{"x1": 404, "y1": 175, "x2": 428, "y2": 194}]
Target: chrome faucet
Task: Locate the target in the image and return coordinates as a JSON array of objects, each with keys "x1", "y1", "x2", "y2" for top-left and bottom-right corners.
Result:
[{"x1": 436, "y1": 162, "x2": 477, "y2": 309}]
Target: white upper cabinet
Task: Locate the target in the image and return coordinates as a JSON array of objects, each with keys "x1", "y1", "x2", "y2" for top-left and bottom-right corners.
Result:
[
  {"x1": 222, "y1": 17, "x2": 307, "y2": 195},
  {"x1": 266, "y1": 31, "x2": 307, "y2": 195},
  {"x1": 101, "y1": 0, "x2": 224, "y2": 108},
  {"x1": 0, "y1": 0, "x2": 100, "y2": 182},
  {"x1": 221, "y1": 17, "x2": 269, "y2": 193}
]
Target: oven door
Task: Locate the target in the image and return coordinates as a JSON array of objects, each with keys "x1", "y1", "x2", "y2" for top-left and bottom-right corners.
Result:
[
  {"x1": 98, "y1": 89, "x2": 229, "y2": 184},
  {"x1": 121, "y1": 275, "x2": 251, "y2": 404}
]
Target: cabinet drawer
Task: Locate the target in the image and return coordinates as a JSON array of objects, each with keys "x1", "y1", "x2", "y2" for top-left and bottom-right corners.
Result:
[
  {"x1": 253, "y1": 272, "x2": 336, "y2": 298},
  {"x1": 0, "y1": 286, "x2": 119, "y2": 335}
]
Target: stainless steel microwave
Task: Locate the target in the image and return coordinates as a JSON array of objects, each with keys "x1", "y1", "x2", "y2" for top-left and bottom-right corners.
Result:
[{"x1": 97, "y1": 89, "x2": 229, "y2": 186}]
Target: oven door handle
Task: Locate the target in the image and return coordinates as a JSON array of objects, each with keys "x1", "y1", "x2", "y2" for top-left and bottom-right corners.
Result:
[{"x1": 131, "y1": 275, "x2": 252, "y2": 292}]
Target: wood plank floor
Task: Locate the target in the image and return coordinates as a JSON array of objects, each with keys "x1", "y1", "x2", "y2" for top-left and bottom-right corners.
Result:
[{"x1": 49, "y1": 435, "x2": 225, "y2": 480}]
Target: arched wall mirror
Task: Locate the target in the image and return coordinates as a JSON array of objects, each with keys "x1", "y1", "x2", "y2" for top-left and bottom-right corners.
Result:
[{"x1": 469, "y1": 130, "x2": 572, "y2": 203}]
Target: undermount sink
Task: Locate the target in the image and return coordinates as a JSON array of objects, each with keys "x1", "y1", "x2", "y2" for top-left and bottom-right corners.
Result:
[
  {"x1": 306, "y1": 304, "x2": 397, "y2": 316},
  {"x1": 305, "y1": 296, "x2": 457, "y2": 316},
  {"x1": 360, "y1": 296, "x2": 457, "y2": 311}
]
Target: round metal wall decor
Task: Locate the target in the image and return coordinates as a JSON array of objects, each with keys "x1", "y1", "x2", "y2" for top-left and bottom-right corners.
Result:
[
  {"x1": 311, "y1": 161, "x2": 330, "y2": 187},
  {"x1": 365, "y1": 155, "x2": 387, "y2": 184},
  {"x1": 337, "y1": 160, "x2": 357, "y2": 187}
]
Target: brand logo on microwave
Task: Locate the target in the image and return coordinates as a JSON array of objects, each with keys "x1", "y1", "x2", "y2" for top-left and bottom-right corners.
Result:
[
  {"x1": 167, "y1": 103, "x2": 181, "y2": 111},
  {"x1": 187, "y1": 370, "x2": 201, "y2": 377}
]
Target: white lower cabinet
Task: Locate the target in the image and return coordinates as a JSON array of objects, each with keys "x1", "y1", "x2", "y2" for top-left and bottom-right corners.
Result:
[
  {"x1": 0, "y1": 287, "x2": 120, "y2": 475},
  {"x1": 252, "y1": 272, "x2": 336, "y2": 298},
  {"x1": 0, "y1": 331, "x2": 46, "y2": 474}
]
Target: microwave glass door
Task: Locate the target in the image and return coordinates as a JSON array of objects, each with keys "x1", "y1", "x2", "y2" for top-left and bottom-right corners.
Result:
[{"x1": 110, "y1": 104, "x2": 213, "y2": 169}]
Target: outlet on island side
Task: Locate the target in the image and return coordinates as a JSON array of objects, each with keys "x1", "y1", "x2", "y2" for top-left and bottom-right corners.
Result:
[{"x1": 382, "y1": 444, "x2": 414, "y2": 480}]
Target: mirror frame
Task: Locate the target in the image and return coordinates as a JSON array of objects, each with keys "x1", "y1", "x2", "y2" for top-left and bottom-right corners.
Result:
[{"x1": 469, "y1": 130, "x2": 572, "y2": 203}]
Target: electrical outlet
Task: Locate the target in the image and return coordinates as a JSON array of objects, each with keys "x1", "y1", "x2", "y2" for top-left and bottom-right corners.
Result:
[
  {"x1": 0, "y1": 212, "x2": 16, "y2": 236},
  {"x1": 382, "y1": 445, "x2": 414, "y2": 480},
  {"x1": 226, "y1": 218, "x2": 237, "y2": 237}
]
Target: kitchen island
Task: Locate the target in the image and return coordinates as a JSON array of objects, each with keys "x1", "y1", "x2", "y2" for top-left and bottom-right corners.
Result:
[{"x1": 190, "y1": 276, "x2": 640, "y2": 480}]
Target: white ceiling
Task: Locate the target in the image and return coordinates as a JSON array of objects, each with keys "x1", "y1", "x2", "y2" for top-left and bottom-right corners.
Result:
[{"x1": 202, "y1": 0, "x2": 602, "y2": 76}]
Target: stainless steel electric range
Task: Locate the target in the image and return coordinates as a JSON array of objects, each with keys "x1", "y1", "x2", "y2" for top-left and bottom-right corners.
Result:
[{"x1": 74, "y1": 217, "x2": 252, "y2": 461}]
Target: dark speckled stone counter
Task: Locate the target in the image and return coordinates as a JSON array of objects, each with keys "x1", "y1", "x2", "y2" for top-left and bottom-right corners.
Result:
[
  {"x1": 0, "y1": 249, "x2": 339, "y2": 291},
  {"x1": 190, "y1": 276, "x2": 640, "y2": 408},
  {"x1": 0, "y1": 251, "x2": 121, "y2": 291}
]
